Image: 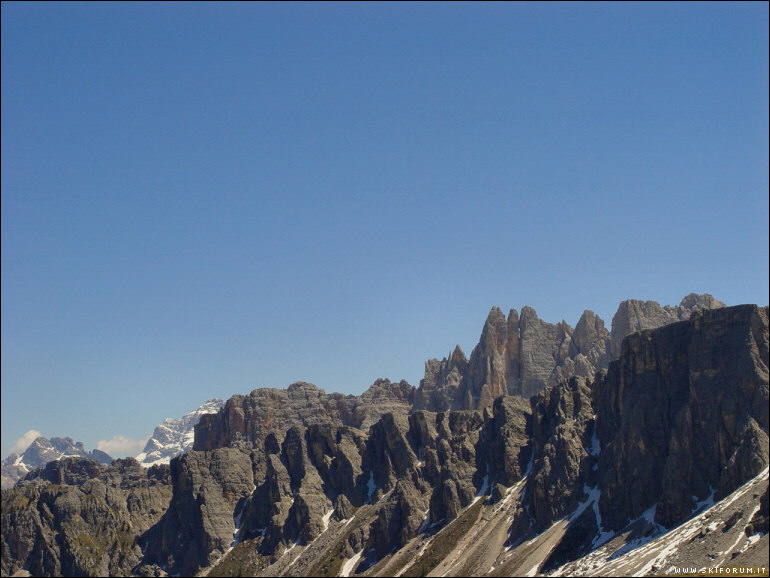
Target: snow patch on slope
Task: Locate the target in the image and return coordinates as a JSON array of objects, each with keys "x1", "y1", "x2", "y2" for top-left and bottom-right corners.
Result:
[
  {"x1": 552, "y1": 466, "x2": 769, "y2": 576},
  {"x1": 340, "y1": 549, "x2": 364, "y2": 577}
]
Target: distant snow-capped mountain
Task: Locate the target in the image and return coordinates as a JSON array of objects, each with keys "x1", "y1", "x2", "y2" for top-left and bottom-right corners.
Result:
[
  {"x1": 1, "y1": 398, "x2": 227, "y2": 487},
  {"x1": 135, "y1": 398, "x2": 225, "y2": 467},
  {"x1": 1, "y1": 436, "x2": 112, "y2": 489}
]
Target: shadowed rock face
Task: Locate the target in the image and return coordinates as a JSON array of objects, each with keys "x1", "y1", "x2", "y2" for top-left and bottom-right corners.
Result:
[
  {"x1": 137, "y1": 399, "x2": 533, "y2": 577},
  {"x1": 594, "y1": 304, "x2": 769, "y2": 530},
  {"x1": 525, "y1": 376, "x2": 597, "y2": 532},
  {"x1": 492, "y1": 304, "x2": 769, "y2": 567},
  {"x1": 136, "y1": 379, "x2": 415, "y2": 576},
  {"x1": 414, "y1": 293, "x2": 724, "y2": 412},
  {"x1": 140, "y1": 447, "x2": 255, "y2": 575},
  {"x1": 479, "y1": 395, "x2": 532, "y2": 487}
]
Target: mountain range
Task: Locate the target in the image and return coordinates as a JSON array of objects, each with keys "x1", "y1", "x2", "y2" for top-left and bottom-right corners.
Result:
[
  {"x1": 0, "y1": 400, "x2": 226, "y2": 490},
  {"x1": 0, "y1": 437, "x2": 112, "y2": 490},
  {"x1": 1, "y1": 294, "x2": 767, "y2": 577}
]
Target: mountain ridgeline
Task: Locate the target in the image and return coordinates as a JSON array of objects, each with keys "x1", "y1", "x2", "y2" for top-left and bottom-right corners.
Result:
[
  {"x1": 135, "y1": 398, "x2": 226, "y2": 468},
  {"x1": 0, "y1": 437, "x2": 112, "y2": 490},
  {"x1": 412, "y1": 292, "x2": 726, "y2": 410},
  {"x1": 1, "y1": 295, "x2": 768, "y2": 577}
]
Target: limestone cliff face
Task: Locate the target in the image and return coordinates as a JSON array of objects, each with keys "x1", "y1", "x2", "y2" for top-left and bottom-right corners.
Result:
[
  {"x1": 188, "y1": 303, "x2": 760, "y2": 577},
  {"x1": 140, "y1": 447, "x2": 255, "y2": 575},
  {"x1": 479, "y1": 395, "x2": 532, "y2": 487},
  {"x1": 138, "y1": 398, "x2": 532, "y2": 577},
  {"x1": 1, "y1": 458, "x2": 171, "y2": 577},
  {"x1": 525, "y1": 376, "x2": 597, "y2": 532},
  {"x1": 194, "y1": 379, "x2": 414, "y2": 452},
  {"x1": 414, "y1": 293, "x2": 724, "y2": 412},
  {"x1": 411, "y1": 346, "x2": 468, "y2": 412},
  {"x1": 415, "y1": 305, "x2": 608, "y2": 412},
  {"x1": 608, "y1": 293, "x2": 726, "y2": 358},
  {"x1": 137, "y1": 379, "x2": 414, "y2": 576},
  {"x1": 594, "y1": 304, "x2": 769, "y2": 530}
]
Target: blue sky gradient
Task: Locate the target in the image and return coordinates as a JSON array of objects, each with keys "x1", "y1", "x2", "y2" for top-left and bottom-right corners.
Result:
[{"x1": 2, "y1": 2, "x2": 768, "y2": 457}]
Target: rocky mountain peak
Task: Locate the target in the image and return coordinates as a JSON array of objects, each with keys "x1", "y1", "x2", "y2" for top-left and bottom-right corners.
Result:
[
  {"x1": 679, "y1": 292, "x2": 725, "y2": 311},
  {"x1": 287, "y1": 380, "x2": 321, "y2": 394},
  {"x1": 414, "y1": 293, "x2": 726, "y2": 412},
  {"x1": 573, "y1": 310, "x2": 607, "y2": 352},
  {"x1": 1, "y1": 436, "x2": 113, "y2": 489},
  {"x1": 193, "y1": 379, "x2": 415, "y2": 452},
  {"x1": 595, "y1": 304, "x2": 768, "y2": 530},
  {"x1": 135, "y1": 398, "x2": 225, "y2": 467},
  {"x1": 450, "y1": 344, "x2": 467, "y2": 363},
  {"x1": 609, "y1": 294, "x2": 725, "y2": 358},
  {"x1": 361, "y1": 378, "x2": 414, "y2": 402},
  {"x1": 519, "y1": 305, "x2": 539, "y2": 324}
]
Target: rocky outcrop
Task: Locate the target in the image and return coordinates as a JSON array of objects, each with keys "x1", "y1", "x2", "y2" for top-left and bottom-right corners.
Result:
[
  {"x1": 525, "y1": 376, "x2": 596, "y2": 531},
  {"x1": 412, "y1": 346, "x2": 468, "y2": 412},
  {"x1": 356, "y1": 379, "x2": 416, "y2": 431},
  {"x1": 158, "y1": 404, "x2": 513, "y2": 576},
  {"x1": 552, "y1": 310, "x2": 612, "y2": 385},
  {"x1": 414, "y1": 293, "x2": 724, "y2": 412},
  {"x1": 594, "y1": 304, "x2": 769, "y2": 530},
  {"x1": 140, "y1": 447, "x2": 255, "y2": 576},
  {"x1": 1, "y1": 458, "x2": 171, "y2": 577},
  {"x1": 415, "y1": 305, "x2": 608, "y2": 411},
  {"x1": 17, "y1": 457, "x2": 105, "y2": 487},
  {"x1": 2, "y1": 437, "x2": 113, "y2": 489},
  {"x1": 419, "y1": 411, "x2": 487, "y2": 525},
  {"x1": 479, "y1": 395, "x2": 532, "y2": 487},
  {"x1": 608, "y1": 293, "x2": 725, "y2": 358},
  {"x1": 195, "y1": 379, "x2": 414, "y2": 452},
  {"x1": 135, "y1": 379, "x2": 413, "y2": 576}
]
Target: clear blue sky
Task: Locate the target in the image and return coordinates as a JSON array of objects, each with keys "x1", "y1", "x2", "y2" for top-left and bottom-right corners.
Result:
[{"x1": 2, "y1": 2, "x2": 768, "y2": 458}]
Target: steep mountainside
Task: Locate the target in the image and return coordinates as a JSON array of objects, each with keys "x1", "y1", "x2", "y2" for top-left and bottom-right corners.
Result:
[
  {"x1": 413, "y1": 293, "x2": 724, "y2": 412},
  {"x1": 1, "y1": 457, "x2": 171, "y2": 577},
  {"x1": 594, "y1": 305, "x2": 769, "y2": 530},
  {"x1": 135, "y1": 398, "x2": 226, "y2": 467},
  {"x1": 0, "y1": 299, "x2": 765, "y2": 578},
  {"x1": 194, "y1": 378, "x2": 414, "y2": 451},
  {"x1": 1, "y1": 437, "x2": 113, "y2": 489}
]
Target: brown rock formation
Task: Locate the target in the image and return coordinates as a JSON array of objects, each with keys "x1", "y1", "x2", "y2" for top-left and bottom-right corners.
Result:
[
  {"x1": 414, "y1": 293, "x2": 724, "y2": 412},
  {"x1": 1, "y1": 458, "x2": 171, "y2": 577},
  {"x1": 195, "y1": 379, "x2": 414, "y2": 452}
]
